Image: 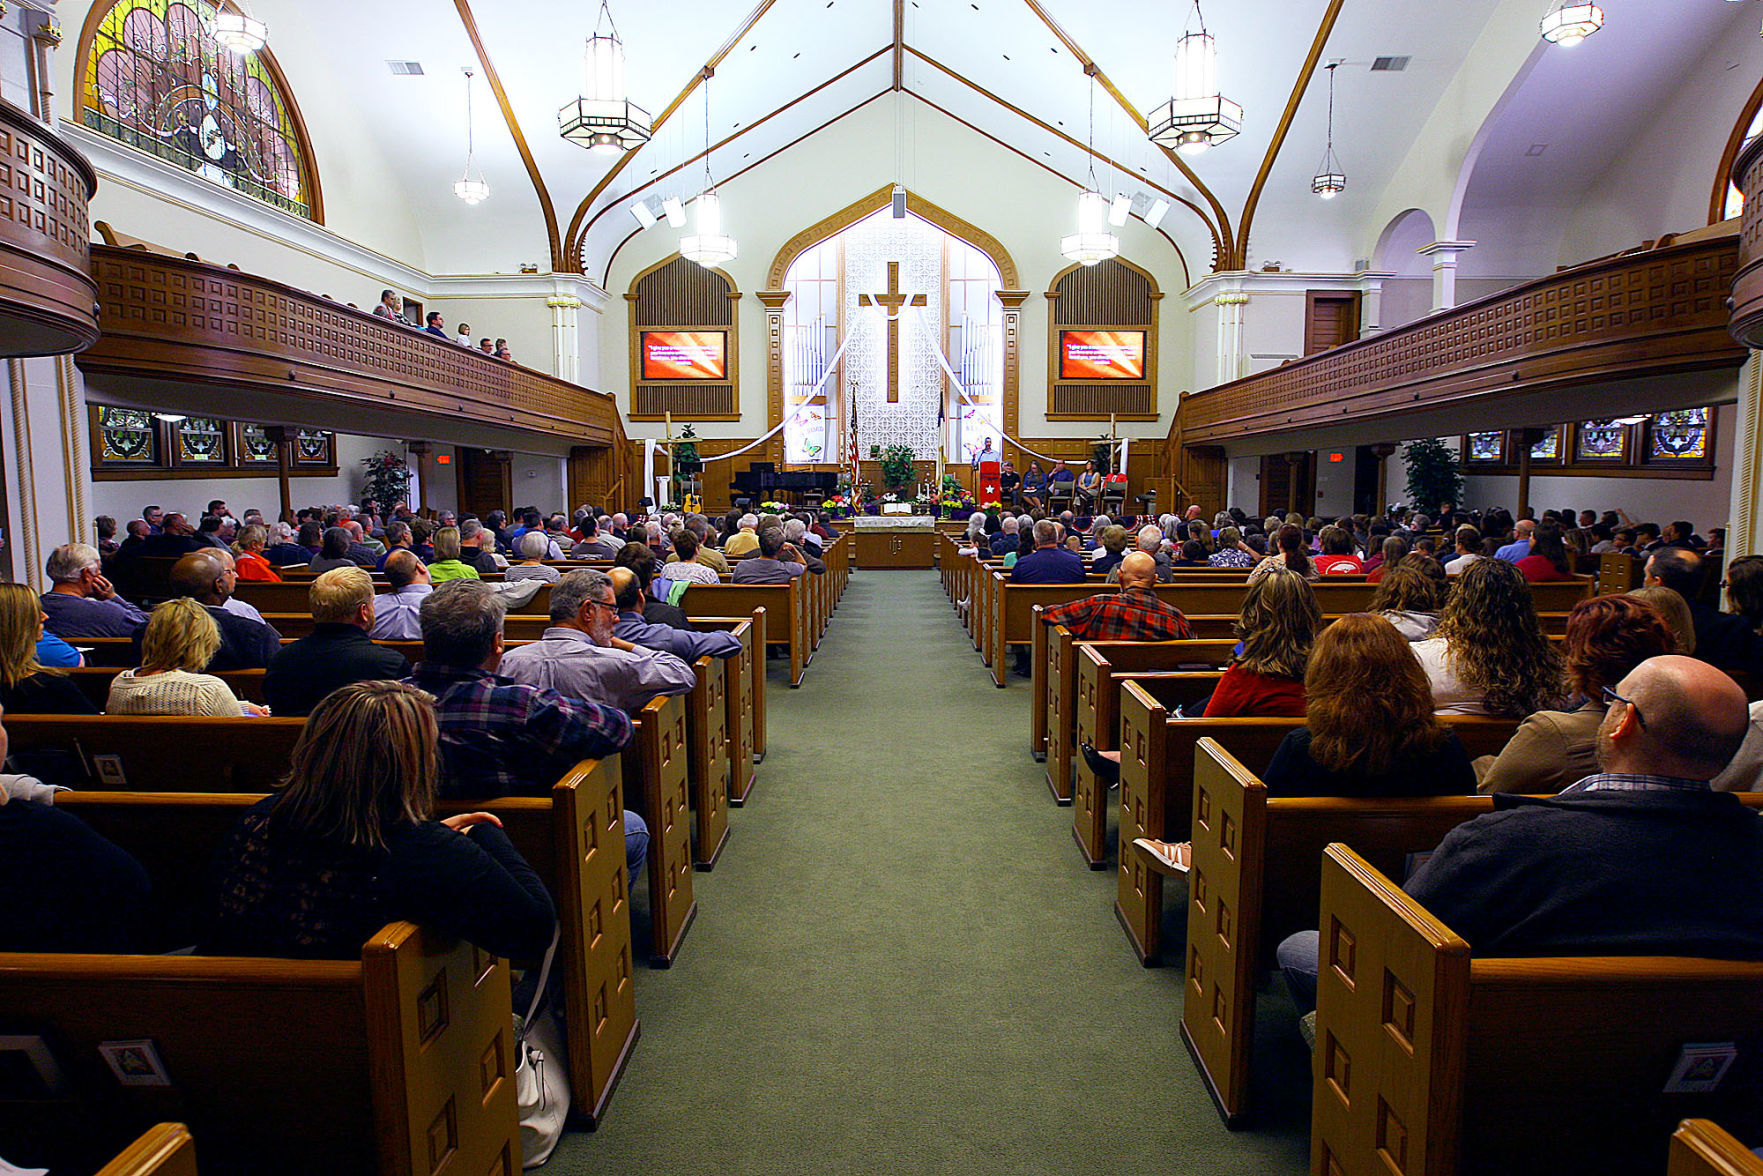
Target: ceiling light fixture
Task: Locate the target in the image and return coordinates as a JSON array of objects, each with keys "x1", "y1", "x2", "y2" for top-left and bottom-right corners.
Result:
[
  {"x1": 1539, "y1": 2, "x2": 1603, "y2": 46},
  {"x1": 453, "y1": 68, "x2": 490, "y2": 205},
  {"x1": 210, "y1": 2, "x2": 266, "y2": 54},
  {"x1": 1063, "y1": 75, "x2": 1119, "y2": 266},
  {"x1": 631, "y1": 200, "x2": 657, "y2": 229},
  {"x1": 560, "y1": 0, "x2": 652, "y2": 155},
  {"x1": 1311, "y1": 62, "x2": 1346, "y2": 199},
  {"x1": 679, "y1": 72, "x2": 737, "y2": 267},
  {"x1": 1147, "y1": 1, "x2": 1241, "y2": 156}
]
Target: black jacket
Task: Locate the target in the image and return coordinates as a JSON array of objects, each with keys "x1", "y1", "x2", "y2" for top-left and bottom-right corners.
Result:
[
  {"x1": 263, "y1": 624, "x2": 411, "y2": 716},
  {"x1": 132, "y1": 605, "x2": 282, "y2": 672}
]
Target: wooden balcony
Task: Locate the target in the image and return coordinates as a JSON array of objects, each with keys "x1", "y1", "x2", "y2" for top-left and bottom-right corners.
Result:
[
  {"x1": 0, "y1": 100, "x2": 99, "y2": 356},
  {"x1": 1730, "y1": 134, "x2": 1763, "y2": 350},
  {"x1": 77, "y1": 244, "x2": 623, "y2": 445},
  {"x1": 1175, "y1": 234, "x2": 1745, "y2": 447}
]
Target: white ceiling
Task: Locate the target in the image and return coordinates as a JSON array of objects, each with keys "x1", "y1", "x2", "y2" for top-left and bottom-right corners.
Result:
[{"x1": 239, "y1": 0, "x2": 1754, "y2": 281}]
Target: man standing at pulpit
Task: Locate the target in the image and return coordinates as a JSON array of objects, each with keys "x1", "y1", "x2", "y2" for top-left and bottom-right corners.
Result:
[{"x1": 971, "y1": 437, "x2": 995, "y2": 470}]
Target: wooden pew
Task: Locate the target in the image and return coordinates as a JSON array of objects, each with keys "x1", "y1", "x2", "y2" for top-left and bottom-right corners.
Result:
[
  {"x1": 58, "y1": 667, "x2": 269, "y2": 708},
  {"x1": 68, "y1": 635, "x2": 524, "y2": 668},
  {"x1": 59, "y1": 757, "x2": 642, "y2": 1130},
  {"x1": 3, "y1": 715, "x2": 307, "y2": 789},
  {"x1": 690, "y1": 611, "x2": 765, "y2": 798},
  {"x1": 683, "y1": 647, "x2": 731, "y2": 869},
  {"x1": 97, "y1": 1124, "x2": 199, "y2": 1176},
  {"x1": 1073, "y1": 666, "x2": 1219, "y2": 859},
  {"x1": 624, "y1": 692, "x2": 698, "y2": 965},
  {"x1": 1112, "y1": 703, "x2": 1522, "y2": 963},
  {"x1": 262, "y1": 612, "x2": 553, "y2": 641},
  {"x1": 1669, "y1": 1121, "x2": 1763, "y2": 1176},
  {"x1": 1312, "y1": 844, "x2": 1763, "y2": 1176},
  {"x1": 676, "y1": 581, "x2": 808, "y2": 687},
  {"x1": 0, "y1": 920, "x2": 517, "y2": 1175}
]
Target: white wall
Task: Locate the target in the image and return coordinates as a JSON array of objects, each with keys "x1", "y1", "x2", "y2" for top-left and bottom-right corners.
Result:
[{"x1": 510, "y1": 452, "x2": 567, "y2": 515}]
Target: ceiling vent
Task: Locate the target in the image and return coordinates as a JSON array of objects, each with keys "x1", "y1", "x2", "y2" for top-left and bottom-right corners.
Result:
[
  {"x1": 1370, "y1": 55, "x2": 1410, "y2": 72},
  {"x1": 386, "y1": 61, "x2": 425, "y2": 76}
]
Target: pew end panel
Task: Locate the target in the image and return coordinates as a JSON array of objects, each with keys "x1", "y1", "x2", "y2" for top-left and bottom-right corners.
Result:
[
  {"x1": 688, "y1": 613, "x2": 761, "y2": 795},
  {"x1": 1030, "y1": 606, "x2": 1051, "y2": 761},
  {"x1": 1669, "y1": 1120, "x2": 1763, "y2": 1176},
  {"x1": 685, "y1": 652, "x2": 732, "y2": 870},
  {"x1": 96, "y1": 1123, "x2": 199, "y2": 1176},
  {"x1": 623, "y1": 695, "x2": 697, "y2": 966},
  {"x1": 1045, "y1": 624, "x2": 1075, "y2": 802},
  {"x1": 1114, "y1": 681, "x2": 1171, "y2": 963}
]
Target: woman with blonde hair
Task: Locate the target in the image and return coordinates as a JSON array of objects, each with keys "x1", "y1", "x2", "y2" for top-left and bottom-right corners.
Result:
[
  {"x1": 0, "y1": 583, "x2": 94, "y2": 714},
  {"x1": 1412, "y1": 557, "x2": 1566, "y2": 716},
  {"x1": 203, "y1": 680, "x2": 554, "y2": 961},
  {"x1": 232, "y1": 524, "x2": 282, "y2": 582},
  {"x1": 1204, "y1": 566, "x2": 1321, "y2": 716},
  {"x1": 1628, "y1": 585, "x2": 1696, "y2": 655},
  {"x1": 424, "y1": 526, "x2": 481, "y2": 583},
  {"x1": 105, "y1": 598, "x2": 266, "y2": 716}
]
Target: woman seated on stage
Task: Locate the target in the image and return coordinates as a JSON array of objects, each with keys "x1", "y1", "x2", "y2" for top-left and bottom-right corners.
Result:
[
  {"x1": 1019, "y1": 461, "x2": 1047, "y2": 509},
  {"x1": 1074, "y1": 460, "x2": 1102, "y2": 512}
]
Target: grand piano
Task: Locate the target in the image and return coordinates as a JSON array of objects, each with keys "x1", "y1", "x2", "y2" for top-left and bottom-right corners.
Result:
[{"x1": 729, "y1": 462, "x2": 839, "y2": 507}]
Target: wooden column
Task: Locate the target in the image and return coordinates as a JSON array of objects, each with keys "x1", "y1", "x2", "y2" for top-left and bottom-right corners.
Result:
[
  {"x1": 408, "y1": 441, "x2": 431, "y2": 514},
  {"x1": 264, "y1": 426, "x2": 294, "y2": 523},
  {"x1": 1515, "y1": 428, "x2": 1543, "y2": 520},
  {"x1": 1285, "y1": 453, "x2": 1305, "y2": 514},
  {"x1": 1372, "y1": 443, "x2": 1396, "y2": 516}
]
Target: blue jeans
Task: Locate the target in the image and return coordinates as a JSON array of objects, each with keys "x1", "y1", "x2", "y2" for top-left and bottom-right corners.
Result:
[
  {"x1": 1277, "y1": 929, "x2": 1320, "y2": 1015},
  {"x1": 624, "y1": 808, "x2": 650, "y2": 875}
]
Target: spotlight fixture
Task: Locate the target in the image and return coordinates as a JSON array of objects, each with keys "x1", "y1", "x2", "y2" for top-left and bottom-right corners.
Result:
[
  {"x1": 560, "y1": 0, "x2": 653, "y2": 154},
  {"x1": 153, "y1": 413, "x2": 187, "y2": 423},
  {"x1": 678, "y1": 74, "x2": 737, "y2": 267},
  {"x1": 210, "y1": 4, "x2": 266, "y2": 53},
  {"x1": 1310, "y1": 62, "x2": 1346, "y2": 199},
  {"x1": 1539, "y1": 2, "x2": 1603, "y2": 46},
  {"x1": 1108, "y1": 194, "x2": 1133, "y2": 227},
  {"x1": 662, "y1": 196, "x2": 687, "y2": 227},
  {"x1": 453, "y1": 68, "x2": 490, "y2": 206},
  {"x1": 1147, "y1": 1, "x2": 1241, "y2": 155},
  {"x1": 1062, "y1": 77, "x2": 1119, "y2": 265},
  {"x1": 1144, "y1": 198, "x2": 1171, "y2": 228},
  {"x1": 631, "y1": 200, "x2": 658, "y2": 229}
]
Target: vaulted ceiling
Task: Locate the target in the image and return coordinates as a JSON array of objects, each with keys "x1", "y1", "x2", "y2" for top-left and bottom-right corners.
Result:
[{"x1": 222, "y1": 0, "x2": 1761, "y2": 284}]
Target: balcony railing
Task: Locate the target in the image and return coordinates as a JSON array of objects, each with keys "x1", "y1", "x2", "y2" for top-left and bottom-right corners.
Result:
[
  {"x1": 1175, "y1": 234, "x2": 1744, "y2": 446},
  {"x1": 0, "y1": 100, "x2": 99, "y2": 356}
]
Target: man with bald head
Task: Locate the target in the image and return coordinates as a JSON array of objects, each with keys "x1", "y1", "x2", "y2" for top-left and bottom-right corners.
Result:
[
  {"x1": 139, "y1": 512, "x2": 205, "y2": 558},
  {"x1": 1644, "y1": 546, "x2": 1763, "y2": 677},
  {"x1": 131, "y1": 551, "x2": 282, "y2": 670},
  {"x1": 1039, "y1": 551, "x2": 1193, "y2": 642}
]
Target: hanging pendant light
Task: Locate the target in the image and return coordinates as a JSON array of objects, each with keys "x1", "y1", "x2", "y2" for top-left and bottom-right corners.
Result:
[
  {"x1": 1311, "y1": 62, "x2": 1346, "y2": 199},
  {"x1": 1062, "y1": 77, "x2": 1119, "y2": 266},
  {"x1": 560, "y1": 0, "x2": 652, "y2": 154},
  {"x1": 1539, "y1": 2, "x2": 1603, "y2": 46},
  {"x1": 1147, "y1": 1, "x2": 1241, "y2": 155},
  {"x1": 679, "y1": 74, "x2": 737, "y2": 267},
  {"x1": 453, "y1": 68, "x2": 490, "y2": 205},
  {"x1": 210, "y1": 1, "x2": 267, "y2": 54}
]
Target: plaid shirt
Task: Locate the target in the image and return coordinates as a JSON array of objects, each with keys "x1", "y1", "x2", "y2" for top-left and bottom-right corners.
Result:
[
  {"x1": 1560, "y1": 772, "x2": 1711, "y2": 795},
  {"x1": 1040, "y1": 587, "x2": 1194, "y2": 642},
  {"x1": 406, "y1": 663, "x2": 633, "y2": 800}
]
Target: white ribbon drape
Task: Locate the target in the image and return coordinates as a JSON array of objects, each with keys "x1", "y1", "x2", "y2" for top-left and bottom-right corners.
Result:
[
  {"x1": 910, "y1": 304, "x2": 1076, "y2": 468},
  {"x1": 691, "y1": 322, "x2": 863, "y2": 464}
]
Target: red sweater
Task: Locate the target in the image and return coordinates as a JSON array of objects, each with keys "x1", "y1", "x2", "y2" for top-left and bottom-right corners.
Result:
[{"x1": 1203, "y1": 663, "x2": 1307, "y2": 717}]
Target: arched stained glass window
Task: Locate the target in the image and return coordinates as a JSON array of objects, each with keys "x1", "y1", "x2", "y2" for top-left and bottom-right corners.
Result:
[{"x1": 79, "y1": 0, "x2": 317, "y2": 220}]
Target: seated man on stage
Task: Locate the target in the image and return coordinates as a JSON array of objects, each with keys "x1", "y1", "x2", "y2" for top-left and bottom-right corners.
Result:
[{"x1": 1039, "y1": 552, "x2": 1192, "y2": 642}]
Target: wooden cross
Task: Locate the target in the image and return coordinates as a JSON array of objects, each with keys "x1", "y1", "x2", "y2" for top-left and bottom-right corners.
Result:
[{"x1": 861, "y1": 261, "x2": 926, "y2": 403}]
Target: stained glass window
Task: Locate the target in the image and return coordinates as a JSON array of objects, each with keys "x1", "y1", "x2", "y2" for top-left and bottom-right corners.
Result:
[
  {"x1": 1530, "y1": 428, "x2": 1561, "y2": 461},
  {"x1": 81, "y1": 0, "x2": 314, "y2": 219},
  {"x1": 95, "y1": 408, "x2": 157, "y2": 463},
  {"x1": 1576, "y1": 420, "x2": 1629, "y2": 461},
  {"x1": 174, "y1": 415, "x2": 226, "y2": 463},
  {"x1": 1467, "y1": 432, "x2": 1504, "y2": 463},
  {"x1": 294, "y1": 428, "x2": 330, "y2": 464},
  {"x1": 237, "y1": 422, "x2": 277, "y2": 463},
  {"x1": 1649, "y1": 408, "x2": 1710, "y2": 462}
]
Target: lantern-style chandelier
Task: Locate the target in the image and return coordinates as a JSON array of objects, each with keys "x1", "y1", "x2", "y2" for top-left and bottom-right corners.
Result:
[
  {"x1": 1311, "y1": 62, "x2": 1346, "y2": 199},
  {"x1": 210, "y1": 1, "x2": 266, "y2": 54},
  {"x1": 1539, "y1": 2, "x2": 1603, "y2": 46},
  {"x1": 560, "y1": 0, "x2": 652, "y2": 154},
  {"x1": 453, "y1": 68, "x2": 490, "y2": 205},
  {"x1": 1147, "y1": 0, "x2": 1241, "y2": 156},
  {"x1": 1062, "y1": 76, "x2": 1119, "y2": 266},
  {"x1": 679, "y1": 73, "x2": 737, "y2": 267}
]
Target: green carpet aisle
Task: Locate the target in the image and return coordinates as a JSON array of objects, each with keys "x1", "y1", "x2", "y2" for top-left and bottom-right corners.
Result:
[{"x1": 556, "y1": 569, "x2": 1311, "y2": 1174}]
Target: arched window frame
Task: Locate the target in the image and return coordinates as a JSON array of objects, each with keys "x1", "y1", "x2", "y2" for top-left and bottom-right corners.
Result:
[
  {"x1": 625, "y1": 253, "x2": 742, "y2": 422},
  {"x1": 75, "y1": 0, "x2": 323, "y2": 223},
  {"x1": 1711, "y1": 74, "x2": 1763, "y2": 225}
]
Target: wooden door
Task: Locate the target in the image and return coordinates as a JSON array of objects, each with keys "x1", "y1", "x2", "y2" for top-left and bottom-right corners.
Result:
[
  {"x1": 1259, "y1": 454, "x2": 1315, "y2": 519},
  {"x1": 1304, "y1": 291, "x2": 1361, "y2": 356},
  {"x1": 456, "y1": 448, "x2": 511, "y2": 519}
]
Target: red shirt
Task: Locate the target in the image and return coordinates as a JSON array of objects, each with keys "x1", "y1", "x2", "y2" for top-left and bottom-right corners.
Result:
[
  {"x1": 1203, "y1": 663, "x2": 1307, "y2": 717},
  {"x1": 234, "y1": 552, "x2": 282, "y2": 582},
  {"x1": 1041, "y1": 587, "x2": 1194, "y2": 642},
  {"x1": 1314, "y1": 554, "x2": 1363, "y2": 575},
  {"x1": 1515, "y1": 554, "x2": 1575, "y2": 582}
]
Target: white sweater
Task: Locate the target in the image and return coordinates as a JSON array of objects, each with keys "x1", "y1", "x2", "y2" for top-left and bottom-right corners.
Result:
[{"x1": 105, "y1": 669, "x2": 242, "y2": 717}]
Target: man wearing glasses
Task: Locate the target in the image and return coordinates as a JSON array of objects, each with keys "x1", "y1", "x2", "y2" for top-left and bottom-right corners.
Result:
[{"x1": 498, "y1": 568, "x2": 696, "y2": 713}]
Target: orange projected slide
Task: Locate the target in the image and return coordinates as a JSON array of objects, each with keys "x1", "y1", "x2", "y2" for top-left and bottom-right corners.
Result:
[
  {"x1": 642, "y1": 331, "x2": 727, "y2": 380},
  {"x1": 1060, "y1": 330, "x2": 1145, "y2": 380}
]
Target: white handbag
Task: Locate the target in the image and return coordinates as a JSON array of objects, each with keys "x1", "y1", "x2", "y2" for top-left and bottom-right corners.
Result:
[{"x1": 514, "y1": 926, "x2": 571, "y2": 1168}]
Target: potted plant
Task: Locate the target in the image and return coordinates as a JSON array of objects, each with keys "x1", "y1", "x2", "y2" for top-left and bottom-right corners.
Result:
[
  {"x1": 361, "y1": 449, "x2": 413, "y2": 510},
  {"x1": 1091, "y1": 438, "x2": 1114, "y2": 475},
  {"x1": 1402, "y1": 438, "x2": 1463, "y2": 516},
  {"x1": 869, "y1": 443, "x2": 917, "y2": 495}
]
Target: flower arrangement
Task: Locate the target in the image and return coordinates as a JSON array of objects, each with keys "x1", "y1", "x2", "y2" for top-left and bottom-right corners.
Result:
[
  {"x1": 981, "y1": 499, "x2": 1003, "y2": 514},
  {"x1": 937, "y1": 473, "x2": 977, "y2": 518},
  {"x1": 819, "y1": 493, "x2": 853, "y2": 518},
  {"x1": 758, "y1": 500, "x2": 789, "y2": 515}
]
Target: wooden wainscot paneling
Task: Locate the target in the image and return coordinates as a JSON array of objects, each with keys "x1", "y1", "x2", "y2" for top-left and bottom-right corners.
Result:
[
  {"x1": 1730, "y1": 134, "x2": 1763, "y2": 349},
  {"x1": 0, "y1": 100, "x2": 99, "y2": 356},
  {"x1": 78, "y1": 245, "x2": 621, "y2": 443},
  {"x1": 1177, "y1": 235, "x2": 1746, "y2": 447}
]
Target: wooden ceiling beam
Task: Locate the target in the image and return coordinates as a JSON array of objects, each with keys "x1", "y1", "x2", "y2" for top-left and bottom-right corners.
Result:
[
  {"x1": 453, "y1": 0, "x2": 563, "y2": 271},
  {"x1": 564, "y1": 0, "x2": 782, "y2": 268},
  {"x1": 1232, "y1": 0, "x2": 1346, "y2": 270},
  {"x1": 893, "y1": 0, "x2": 905, "y2": 90}
]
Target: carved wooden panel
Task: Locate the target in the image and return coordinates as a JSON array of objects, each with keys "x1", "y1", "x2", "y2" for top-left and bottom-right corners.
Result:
[
  {"x1": 0, "y1": 101, "x2": 100, "y2": 356},
  {"x1": 632, "y1": 383, "x2": 738, "y2": 418},
  {"x1": 631, "y1": 255, "x2": 735, "y2": 326},
  {"x1": 79, "y1": 246, "x2": 621, "y2": 442},
  {"x1": 1045, "y1": 259, "x2": 1159, "y2": 420},
  {"x1": 1184, "y1": 238, "x2": 1744, "y2": 444},
  {"x1": 1050, "y1": 384, "x2": 1155, "y2": 417},
  {"x1": 1730, "y1": 135, "x2": 1763, "y2": 348},
  {"x1": 1050, "y1": 258, "x2": 1154, "y2": 326}
]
